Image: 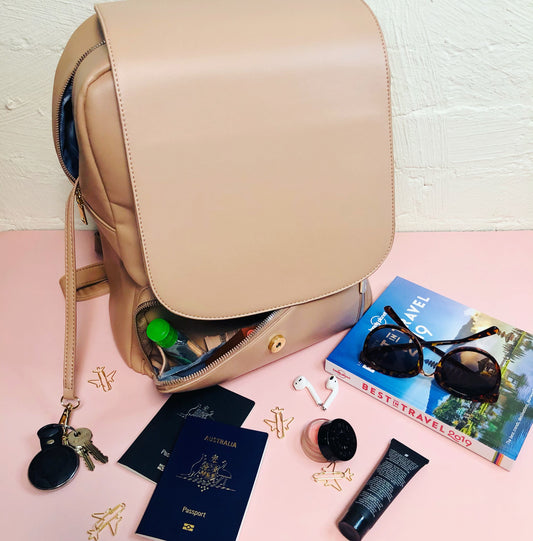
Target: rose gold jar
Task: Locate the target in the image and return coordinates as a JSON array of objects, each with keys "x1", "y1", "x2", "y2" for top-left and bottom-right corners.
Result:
[{"x1": 301, "y1": 418, "x2": 357, "y2": 462}]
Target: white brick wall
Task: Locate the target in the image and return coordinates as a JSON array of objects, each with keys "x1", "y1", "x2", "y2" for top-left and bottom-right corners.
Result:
[
  {"x1": 1, "y1": 0, "x2": 532, "y2": 231},
  {"x1": 369, "y1": 0, "x2": 533, "y2": 231}
]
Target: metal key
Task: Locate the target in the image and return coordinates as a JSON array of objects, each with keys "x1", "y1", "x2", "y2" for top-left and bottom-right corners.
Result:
[
  {"x1": 68, "y1": 427, "x2": 108, "y2": 468},
  {"x1": 68, "y1": 430, "x2": 95, "y2": 471}
]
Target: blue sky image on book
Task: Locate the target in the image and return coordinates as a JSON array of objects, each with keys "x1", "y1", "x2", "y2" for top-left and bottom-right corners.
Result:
[{"x1": 329, "y1": 277, "x2": 533, "y2": 461}]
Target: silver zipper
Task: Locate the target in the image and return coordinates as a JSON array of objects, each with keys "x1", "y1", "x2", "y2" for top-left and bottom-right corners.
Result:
[{"x1": 140, "y1": 307, "x2": 283, "y2": 388}]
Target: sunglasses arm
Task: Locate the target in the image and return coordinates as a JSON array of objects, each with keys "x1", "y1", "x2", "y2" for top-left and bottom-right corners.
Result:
[
  {"x1": 425, "y1": 326, "x2": 499, "y2": 348},
  {"x1": 383, "y1": 306, "x2": 499, "y2": 351},
  {"x1": 384, "y1": 306, "x2": 410, "y2": 329}
]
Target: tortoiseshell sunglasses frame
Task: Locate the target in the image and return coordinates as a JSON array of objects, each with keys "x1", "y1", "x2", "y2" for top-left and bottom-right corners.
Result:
[{"x1": 360, "y1": 306, "x2": 501, "y2": 403}]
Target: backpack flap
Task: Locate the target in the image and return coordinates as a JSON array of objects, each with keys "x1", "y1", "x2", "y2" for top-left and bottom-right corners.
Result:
[{"x1": 95, "y1": 0, "x2": 394, "y2": 320}]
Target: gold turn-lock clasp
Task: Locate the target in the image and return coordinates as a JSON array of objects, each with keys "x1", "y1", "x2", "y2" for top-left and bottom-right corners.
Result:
[{"x1": 269, "y1": 335, "x2": 286, "y2": 353}]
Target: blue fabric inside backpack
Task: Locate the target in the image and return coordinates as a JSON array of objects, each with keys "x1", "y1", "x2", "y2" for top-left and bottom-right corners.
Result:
[{"x1": 58, "y1": 80, "x2": 79, "y2": 179}]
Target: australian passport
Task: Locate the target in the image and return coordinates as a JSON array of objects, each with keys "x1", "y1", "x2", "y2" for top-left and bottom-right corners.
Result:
[
  {"x1": 136, "y1": 417, "x2": 268, "y2": 541},
  {"x1": 119, "y1": 385, "x2": 255, "y2": 483}
]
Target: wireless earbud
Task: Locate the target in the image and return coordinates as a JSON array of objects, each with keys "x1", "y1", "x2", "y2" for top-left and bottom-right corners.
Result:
[
  {"x1": 322, "y1": 375, "x2": 339, "y2": 410},
  {"x1": 293, "y1": 375, "x2": 323, "y2": 406}
]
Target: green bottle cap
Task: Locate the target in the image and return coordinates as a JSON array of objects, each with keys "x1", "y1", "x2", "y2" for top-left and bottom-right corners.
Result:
[{"x1": 146, "y1": 318, "x2": 178, "y2": 349}]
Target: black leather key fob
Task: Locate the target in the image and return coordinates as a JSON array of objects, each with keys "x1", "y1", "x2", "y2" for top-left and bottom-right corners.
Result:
[{"x1": 28, "y1": 424, "x2": 79, "y2": 490}]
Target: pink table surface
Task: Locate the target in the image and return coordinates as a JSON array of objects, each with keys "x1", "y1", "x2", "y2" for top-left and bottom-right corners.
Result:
[{"x1": 1, "y1": 230, "x2": 532, "y2": 541}]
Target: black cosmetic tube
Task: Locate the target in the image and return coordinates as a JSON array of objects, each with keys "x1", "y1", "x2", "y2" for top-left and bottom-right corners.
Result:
[{"x1": 338, "y1": 438, "x2": 429, "y2": 540}]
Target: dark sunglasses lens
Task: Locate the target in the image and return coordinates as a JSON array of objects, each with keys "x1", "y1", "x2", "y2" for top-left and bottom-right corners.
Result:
[
  {"x1": 363, "y1": 327, "x2": 420, "y2": 375},
  {"x1": 439, "y1": 349, "x2": 500, "y2": 400}
]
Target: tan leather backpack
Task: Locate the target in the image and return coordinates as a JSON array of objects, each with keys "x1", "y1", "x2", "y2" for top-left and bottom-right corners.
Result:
[{"x1": 52, "y1": 0, "x2": 394, "y2": 403}]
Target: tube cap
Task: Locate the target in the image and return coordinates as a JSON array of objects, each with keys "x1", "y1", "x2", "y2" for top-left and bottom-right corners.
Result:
[
  {"x1": 146, "y1": 318, "x2": 178, "y2": 349},
  {"x1": 317, "y1": 418, "x2": 357, "y2": 462},
  {"x1": 338, "y1": 506, "x2": 372, "y2": 541},
  {"x1": 338, "y1": 518, "x2": 365, "y2": 541}
]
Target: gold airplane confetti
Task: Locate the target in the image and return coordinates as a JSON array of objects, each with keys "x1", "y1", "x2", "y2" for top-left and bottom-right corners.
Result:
[
  {"x1": 263, "y1": 407, "x2": 294, "y2": 439},
  {"x1": 87, "y1": 503, "x2": 126, "y2": 540},
  {"x1": 312, "y1": 463, "x2": 354, "y2": 492},
  {"x1": 88, "y1": 366, "x2": 117, "y2": 392}
]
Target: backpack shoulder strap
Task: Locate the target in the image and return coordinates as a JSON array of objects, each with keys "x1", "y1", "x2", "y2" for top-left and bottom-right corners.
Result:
[{"x1": 61, "y1": 181, "x2": 109, "y2": 405}]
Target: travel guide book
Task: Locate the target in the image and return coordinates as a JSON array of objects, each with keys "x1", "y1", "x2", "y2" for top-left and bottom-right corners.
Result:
[
  {"x1": 136, "y1": 417, "x2": 268, "y2": 541},
  {"x1": 325, "y1": 276, "x2": 533, "y2": 470}
]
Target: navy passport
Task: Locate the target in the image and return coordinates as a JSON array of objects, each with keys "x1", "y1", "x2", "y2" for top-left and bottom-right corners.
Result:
[
  {"x1": 118, "y1": 386, "x2": 255, "y2": 482},
  {"x1": 136, "y1": 417, "x2": 268, "y2": 541}
]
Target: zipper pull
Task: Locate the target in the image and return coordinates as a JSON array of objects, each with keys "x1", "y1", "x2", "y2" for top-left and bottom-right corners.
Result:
[{"x1": 75, "y1": 185, "x2": 88, "y2": 225}]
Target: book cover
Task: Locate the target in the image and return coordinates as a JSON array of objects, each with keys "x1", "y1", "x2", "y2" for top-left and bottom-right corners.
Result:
[
  {"x1": 118, "y1": 386, "x2": 255, "y2": 482},
  {"x1": 136, "y1": 417, "x2": 268, "y2": 541},
  {"x1": 325, "y1": 276, "x2": 533, "y2": 470}
]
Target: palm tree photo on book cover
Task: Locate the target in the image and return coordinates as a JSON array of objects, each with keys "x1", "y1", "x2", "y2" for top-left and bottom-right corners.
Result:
[{"x1": 432, "y1": 317, "x2": 533, "y2": 460}]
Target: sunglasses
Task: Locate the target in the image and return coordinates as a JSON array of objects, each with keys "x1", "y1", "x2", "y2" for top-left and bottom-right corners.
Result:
[{"x1": 360, "y1": 306, "x2": 501, "y2": 403}]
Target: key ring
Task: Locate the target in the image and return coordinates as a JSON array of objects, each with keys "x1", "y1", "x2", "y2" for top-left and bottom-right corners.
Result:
[{"x1": 60, "y1": 396, "x2": 80, "y2": 409}]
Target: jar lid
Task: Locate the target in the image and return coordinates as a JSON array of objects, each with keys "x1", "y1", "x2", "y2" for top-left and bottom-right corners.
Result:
[{"x1": 317, "y1": 418, "x2": 357, "y2": 462}]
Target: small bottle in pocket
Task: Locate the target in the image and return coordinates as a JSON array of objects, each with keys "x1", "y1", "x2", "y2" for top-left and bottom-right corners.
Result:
[{"x1": 146, "y1": 318, "x2": 205, "y2": 365}]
